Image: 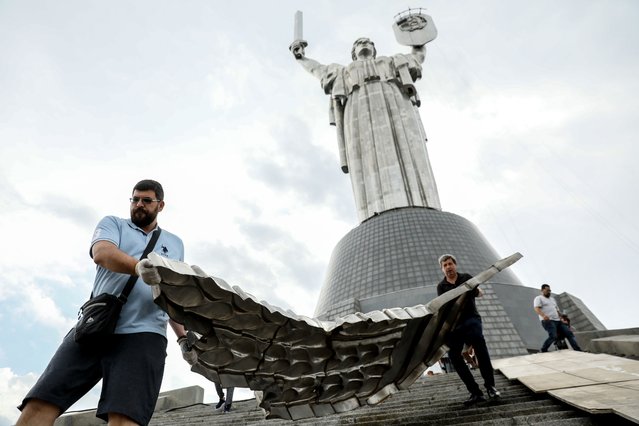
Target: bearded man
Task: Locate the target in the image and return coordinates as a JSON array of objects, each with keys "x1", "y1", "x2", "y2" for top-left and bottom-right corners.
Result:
[{"x1": 17, "y1": 179, "x2": 191, "y2": 426}]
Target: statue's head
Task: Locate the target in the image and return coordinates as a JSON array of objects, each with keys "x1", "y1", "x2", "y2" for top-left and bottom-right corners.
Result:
[{"x1": 351, "y1": 37, "x2": 377, "y2": 61}]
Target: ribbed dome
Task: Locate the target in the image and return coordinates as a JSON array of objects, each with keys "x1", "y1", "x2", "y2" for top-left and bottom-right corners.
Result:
[{"x1": 315, "y1": 207, "x2": 523, "y2": 320}]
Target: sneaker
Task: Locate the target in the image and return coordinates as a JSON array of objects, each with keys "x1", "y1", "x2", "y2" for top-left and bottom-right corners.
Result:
[
  {"x1": 486, "y1": 386, "x2": 501, "y2": 399},
  {"x1": 215, "y1": 399, "x2": 225, "y2": 410},
  {"x1": 223, "y1": 404, "x2": 231, "y2": 413},
  {"x1": 463, "y1": 393, "x2": 486, "y2": 406}
]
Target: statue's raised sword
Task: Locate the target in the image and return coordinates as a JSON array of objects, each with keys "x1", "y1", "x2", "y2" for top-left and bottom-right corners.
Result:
[{"x1": 289, "y1": 10, "x2": 307, "y2": 59}]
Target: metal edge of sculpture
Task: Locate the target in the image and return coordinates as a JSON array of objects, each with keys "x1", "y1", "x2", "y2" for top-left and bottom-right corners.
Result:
[{"x1": 148, "y1": 252, "x2": 522, "y2": 420}]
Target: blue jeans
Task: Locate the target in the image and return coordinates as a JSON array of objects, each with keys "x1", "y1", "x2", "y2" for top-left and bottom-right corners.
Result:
[
  {"x1": 215, "y1": 383, "x2": 234, "y2": 406},
  {"x1": 541, "y1": 320, "x2": 582, "y2": 352}
]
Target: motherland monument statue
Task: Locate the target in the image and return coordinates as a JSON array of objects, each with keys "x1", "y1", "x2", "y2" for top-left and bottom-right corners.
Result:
[{"x1": 290, "y1": 9, "x2": 441, "y2": 222}]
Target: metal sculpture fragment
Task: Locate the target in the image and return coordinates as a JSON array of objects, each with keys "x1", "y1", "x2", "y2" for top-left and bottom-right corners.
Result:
[{"x1": 148, "y1": 252, "x2": 522, "y2": 420}]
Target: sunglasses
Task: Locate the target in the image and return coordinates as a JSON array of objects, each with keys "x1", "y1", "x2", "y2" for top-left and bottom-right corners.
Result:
[{"x1": 130, "y1": 197, "x2": 161, "y2": 205}]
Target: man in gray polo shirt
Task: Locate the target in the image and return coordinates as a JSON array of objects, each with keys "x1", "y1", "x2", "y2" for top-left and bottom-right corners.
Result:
[
  {"x1": 533, "y1": 284, "x2": 582, "y2": 352},
  {"x1": 17, "y1": 179, "x2": 193, "y2": 426}
]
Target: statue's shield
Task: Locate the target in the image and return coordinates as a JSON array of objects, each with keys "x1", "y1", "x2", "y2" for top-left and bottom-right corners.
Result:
[{"x1": 392, "y1": 11, "x2": 437, "y2": 46}]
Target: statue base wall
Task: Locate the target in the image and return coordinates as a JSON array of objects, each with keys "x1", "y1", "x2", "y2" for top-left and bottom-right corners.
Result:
[{"x1": 315, "y1": 206, "x2": 603, "y2": 357}]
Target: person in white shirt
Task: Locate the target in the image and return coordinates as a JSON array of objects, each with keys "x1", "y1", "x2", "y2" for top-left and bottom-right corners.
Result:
[{"x1": 533, "y1": 284, "x2": 582, "y2": 352}]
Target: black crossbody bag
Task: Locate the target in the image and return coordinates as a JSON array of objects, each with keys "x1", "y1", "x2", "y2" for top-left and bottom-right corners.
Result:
[{"x1": 74, "y1": 228, "x2": 162, "y2": 344}]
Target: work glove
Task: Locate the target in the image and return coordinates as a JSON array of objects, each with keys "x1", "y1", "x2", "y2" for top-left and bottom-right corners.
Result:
[
  {"x1": 177, "y1": 331, "x2": 198, "y2": 365},
  {"x1": 135, "y1": 258, "x2": 161, "y2": 285}
]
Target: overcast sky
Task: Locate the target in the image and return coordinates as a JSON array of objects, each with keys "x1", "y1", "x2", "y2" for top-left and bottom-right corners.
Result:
[{"x1": 1, "y1": 1, "x2": 638, "y2": 424}]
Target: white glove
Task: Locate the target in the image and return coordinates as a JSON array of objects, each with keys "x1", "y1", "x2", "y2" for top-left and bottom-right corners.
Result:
[
  {"x1": 178, "y1": 335, "x2": 198, "y2": 365},
  {"x1": 135, "y1": 258, "x2": 161, "y2": 285}
]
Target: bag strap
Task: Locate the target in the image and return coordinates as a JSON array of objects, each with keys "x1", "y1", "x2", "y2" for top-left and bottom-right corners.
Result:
[{"x1": 119, "y1": 228, "x2": 162, "y2": 302}]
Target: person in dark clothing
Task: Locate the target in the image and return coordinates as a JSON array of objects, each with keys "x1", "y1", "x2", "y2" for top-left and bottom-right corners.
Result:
[
  {"x1": 214, "y1": 383, "x2": 234, "y2": 414},
  {"x1": 436, "y1": 254, "x2": 501, "y2": 406}
]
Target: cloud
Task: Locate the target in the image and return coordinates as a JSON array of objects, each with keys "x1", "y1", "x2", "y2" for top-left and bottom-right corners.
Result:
[
  {"x1": 186, "y1": 217, "x2": 324, "y2": 316},
  {"x1": 0, "y1": 368, "x2": 38, "y2": 426},
  {"x1": 16, "y1": 283, "x2": 75, "y2": 331},
  {"x1": 249, "y1": 115, "x2": 354, "y2": 218},
  {"x1": 0, "y1": 174, "x2": 25, "y2": 211},
  {"x1": 30, "y1": 195, "x2": 98, "y2": 231},
  {"x1": 238, "y1": 218, "x2": 326, "y2": 287}
]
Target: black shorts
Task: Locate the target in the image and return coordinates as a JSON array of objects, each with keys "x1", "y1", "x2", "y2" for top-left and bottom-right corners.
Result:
[{"x1": 20, "y1": 329, "x2": 167, "y2": 425}]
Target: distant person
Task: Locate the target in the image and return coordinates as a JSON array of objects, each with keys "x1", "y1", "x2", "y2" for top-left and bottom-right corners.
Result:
[
  {"x1": 559, "y1": 313, "x2": 574, "y2": 331},
  {"x1": 436, "y1": 254, "x2": 501, "y2": 406},
  {"x1": 16, "y1": 179, "x2": 190, "y2": 426},
  {"x1": 533, "y1": 284, "x2": 582, "y2": 352},
  {"x1": 214, "y1": 383, "x2": 234, "y2": 414},
  {"x1": 555, "y1": 314, "x2": 575, "y2": 350}
]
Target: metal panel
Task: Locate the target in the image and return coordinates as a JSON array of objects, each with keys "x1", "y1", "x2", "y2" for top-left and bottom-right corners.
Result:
[{"x1": 149, "y1": 252, "x2": 521, "y2": 419}]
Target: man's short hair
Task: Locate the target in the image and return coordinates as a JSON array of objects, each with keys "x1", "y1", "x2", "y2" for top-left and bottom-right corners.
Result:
[
  {"x1": 541, "y1": 284, "x2": 550, "y2": 290},
  {"x1": 438, "y1": 254, "x2": 457, "y2": 265},
  {"x1": 133, "y1": 179, "x2": 164, "y2": 201}
]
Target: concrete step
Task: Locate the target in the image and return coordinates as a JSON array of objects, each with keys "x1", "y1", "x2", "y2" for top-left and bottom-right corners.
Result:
[{"x1": 148, "y1": 371, "x2": 635, "y2": 425}]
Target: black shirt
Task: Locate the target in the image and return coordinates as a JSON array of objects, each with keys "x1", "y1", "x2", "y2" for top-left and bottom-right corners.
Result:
[{"x1": 436, "y1": 272, "x2": 481, "y2": 321}]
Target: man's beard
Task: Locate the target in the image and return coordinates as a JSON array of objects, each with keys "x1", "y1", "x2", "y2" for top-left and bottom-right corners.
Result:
[{"x1": 131, "y1": 207, "x2": 158, "y2": 228}]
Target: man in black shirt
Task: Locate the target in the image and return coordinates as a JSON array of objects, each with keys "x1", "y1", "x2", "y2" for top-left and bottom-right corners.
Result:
[{"x1": 437, "y1": 254, "x2": 501, "y2": 406}]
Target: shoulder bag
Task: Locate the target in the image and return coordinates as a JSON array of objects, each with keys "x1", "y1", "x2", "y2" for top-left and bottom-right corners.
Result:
[{"x1": 74, "y1": 228, "x2": 162, "y2": 344}]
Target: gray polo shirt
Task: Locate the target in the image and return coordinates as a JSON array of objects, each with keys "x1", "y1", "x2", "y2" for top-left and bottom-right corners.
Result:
[{"x1": 90, "y1": 216, "x2": 184, "y2": 337}]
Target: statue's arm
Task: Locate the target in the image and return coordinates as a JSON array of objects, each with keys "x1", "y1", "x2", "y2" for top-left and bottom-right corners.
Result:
[
  {"x1": 411, "y1": 45, "x2": 426, "y2": 64},
  {"x1": 296, "y1": 56, "x2": 329, "y2": 80},
  {"x1": 394, "y1": 47, "x2": 426, "y2": 105},
  {"x1": 290, "y1": 40, "x2": 328, "y2": 80}
]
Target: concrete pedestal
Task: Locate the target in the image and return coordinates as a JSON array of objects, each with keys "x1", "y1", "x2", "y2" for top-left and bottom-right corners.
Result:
[{"x1": 316, "y1": 207, "x2": 531, "y2": 357}]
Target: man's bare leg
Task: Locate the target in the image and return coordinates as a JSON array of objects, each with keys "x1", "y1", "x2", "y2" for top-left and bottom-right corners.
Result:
[
  {"x1": 16, "y1": 399, "x2": 60, "y2": 426},
  {"x1": 108, "y1": 412, "x2": 140, "y2": 426}
]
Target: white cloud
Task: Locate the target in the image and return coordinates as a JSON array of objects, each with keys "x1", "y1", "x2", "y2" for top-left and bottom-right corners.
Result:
[
  {"x1": 0, "y1": 368, "x2": 38, "y2": 426},
  {"x1": 16, "y1": 283, "x2": 75, "y2": 332}
]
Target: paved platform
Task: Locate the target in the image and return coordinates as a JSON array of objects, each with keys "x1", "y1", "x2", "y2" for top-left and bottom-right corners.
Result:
[{"x1": 493, "y1": 351, "x2": 639, "y2": 424}]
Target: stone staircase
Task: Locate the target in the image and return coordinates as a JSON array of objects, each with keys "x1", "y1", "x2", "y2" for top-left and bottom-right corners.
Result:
[{"x1": 148, "y1": 371, "x2": 633, "y2": 425}]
